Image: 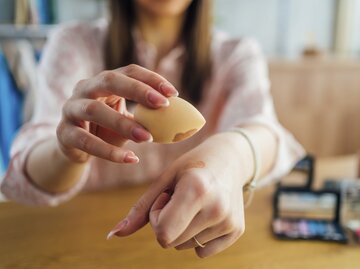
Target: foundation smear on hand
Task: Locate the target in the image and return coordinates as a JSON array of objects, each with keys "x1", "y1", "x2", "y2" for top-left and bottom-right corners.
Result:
[{"x1": 184, "y1": 160, "x2": 205, "y2": 170}]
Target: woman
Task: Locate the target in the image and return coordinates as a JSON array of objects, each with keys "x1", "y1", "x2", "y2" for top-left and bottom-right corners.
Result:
[{"x1": 1, "y1": 0, "x2": 304, "y2": 257}]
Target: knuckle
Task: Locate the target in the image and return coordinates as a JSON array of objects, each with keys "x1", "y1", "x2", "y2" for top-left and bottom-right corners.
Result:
[
  {"x1": 108, "y1": 147, "x2": 120, "y2": 162},
  {"x1": 73, "y1": 79, "x2": 86, "y2": 95},
  {"x1": 56, "y1": 120, "x2": 66, "y2": 142},
  {"x1": 62, "y1": 101, "x2": 70, "y2": 115},
  {"x1": 131, "y1": 83, "x2": 148, "y2": 103},
  {"x1": 98, "y1": 71, "x2": 116, "y2": 87},
  {"x1": 131, "y1": 81, "x2": 145, "y2": 94},
  {"x1": 233, "y1": 224, "x2": 245, "y2": 239},
  {"x1": 222, "y1": 218, "x2": 237, "y2": 234},
  {"x1": 208, "y1": 198, "x2": 229, "y2": 221},
  {"x1": 62, "y1": 99, "x2": 77, "y2": 120},
  {"x1": 78, "y1": 133, "x2": 91, "y2": 152},
  {"x1": 82, "y1": 100, "x2": 98, "y2": 117},
  {"x1": 76, "y1": 152, "x2": 89, "y2": 163},
  {"x1": 148, "y1": 73, "x2": 161, "y2": 86},
  {"x1": 189, "y1": 175, "x2": 211, "y2": 200},
  {"x1": 131, "y1": 197, "x2": 148, "y2": 214},
  {"x1": 124, "y1": 64, "x2": 139, "y2": 75},
  {"x1": 155, "y1": 229, "x2": 172, "y2": 248}
]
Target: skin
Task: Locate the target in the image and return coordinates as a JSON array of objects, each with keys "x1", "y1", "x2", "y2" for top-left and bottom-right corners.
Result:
[
  {"x1": 26, "y1": 0, "x2": 278, "y2": 258},
  {"x1": 27, "y1": 65, "x2": 178, "y2": 192},
  {"x1": 134, "y1": 0, "x2": 192, "y2": 68},
  {"x1": 108, "y1": 126, "x2": 277, "y2": 258}
]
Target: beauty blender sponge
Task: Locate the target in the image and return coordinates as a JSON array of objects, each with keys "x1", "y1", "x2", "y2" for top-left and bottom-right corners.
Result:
[{"x1": 134, "y1": 97, "x2": 206, "y2": 143}]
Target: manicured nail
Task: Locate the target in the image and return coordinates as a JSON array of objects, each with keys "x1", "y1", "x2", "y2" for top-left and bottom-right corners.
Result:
[
  {"x1": 132, "y1": 127, "x2": 153, "y2": 142},
  {"x1": 148, "y1": 91, "x2": 170, "y2": 107},
  {"x1": 107, "y1": 219, "x2": 129, "y2": 240},
  {"x1": 160, "y1": 82, "x2": 178, "y2": 97},
  {"x1": 124, "y1": 151, "x2": 139, "y2": 163}
]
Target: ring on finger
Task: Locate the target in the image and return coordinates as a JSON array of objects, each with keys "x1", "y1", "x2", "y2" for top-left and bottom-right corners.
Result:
[{"x1": 193, "y1": 236, "x2": 205, "y2": 248}]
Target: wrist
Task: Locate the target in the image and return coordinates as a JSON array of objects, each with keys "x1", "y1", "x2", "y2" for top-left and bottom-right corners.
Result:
[
  {"x1": 27, "y1": 137, "x2": 87, "y2": 193},
  {"x1": 198, "y1": 133, "x2": 255, "y2": 188}
]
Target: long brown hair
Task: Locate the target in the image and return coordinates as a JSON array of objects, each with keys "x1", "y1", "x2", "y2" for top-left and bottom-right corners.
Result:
[{"x1": 105, "y1": 0, "x2": 212, "y2": 104}]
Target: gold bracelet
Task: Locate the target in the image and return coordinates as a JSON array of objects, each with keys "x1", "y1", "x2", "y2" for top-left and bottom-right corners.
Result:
[{"x1": 229, "y1": 128, "x2": 261, "y2": 207}]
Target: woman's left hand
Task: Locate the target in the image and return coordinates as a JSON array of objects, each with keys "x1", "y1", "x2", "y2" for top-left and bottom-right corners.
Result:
[{"x1": 108, "y1": 133, "x2": 252, "y2": 258}]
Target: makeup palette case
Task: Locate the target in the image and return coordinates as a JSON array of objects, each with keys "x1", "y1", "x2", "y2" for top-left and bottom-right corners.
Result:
[{"x1": 272, "y1": 188, "x2": 348, "y2": 244}]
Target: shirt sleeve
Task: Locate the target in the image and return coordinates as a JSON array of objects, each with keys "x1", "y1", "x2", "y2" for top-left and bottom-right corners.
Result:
[
  {"x1": 0, "y1": 23, "x2": 98, "y2": 206},
  {"x1": 216, "y1": 38, "x2": 305, "y2": 186}
]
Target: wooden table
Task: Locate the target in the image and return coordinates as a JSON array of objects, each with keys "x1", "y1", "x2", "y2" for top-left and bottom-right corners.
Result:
[{"x1": 0, "y1": 156, "x2": 359, "y2": 269}]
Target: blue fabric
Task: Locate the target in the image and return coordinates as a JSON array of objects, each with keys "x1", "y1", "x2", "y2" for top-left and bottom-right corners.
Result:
[
  {"x1": 0, "y1": 149, "x2": 4, "y2": 177},
  {"x1": 0, "y1": 51, "x2": 23, "y2": 172},
  {"x1": 35, "y1": 49, "x2": 42, "y2": 62},
  {"x1": 36, "y1": 0, "x2": 54, "y2": 24}
]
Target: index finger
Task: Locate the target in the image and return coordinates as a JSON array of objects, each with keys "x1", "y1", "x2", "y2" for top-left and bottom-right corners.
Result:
[
  {"x1": 110, "y1": 166, "x2": 178, "y2": 237},
  {"x1": 74, "y1": 72, "x2": 169, "y2": 108},
  {"x1": 118, "y1": 64, "x2": 178, "y2": 97},
  {"x1": 74, "y1": 65, "x2": 178, "y2": 108}
]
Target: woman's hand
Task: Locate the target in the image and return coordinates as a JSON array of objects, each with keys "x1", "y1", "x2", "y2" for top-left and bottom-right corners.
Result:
[
  {"x1": 149, "y1": 167, "x2": 246, "y2": 258},
  {"x1": 108, "y1": 133, "x2": 254, "y2": 258},
  {"x1": 56, "y1": 64, "x2": 178, "y2": 164}
]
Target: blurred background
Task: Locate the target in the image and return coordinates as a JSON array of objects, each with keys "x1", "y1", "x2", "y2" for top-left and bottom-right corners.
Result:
[{"x1": 0, "y1": 0, "x2": 360, "y2": 180}]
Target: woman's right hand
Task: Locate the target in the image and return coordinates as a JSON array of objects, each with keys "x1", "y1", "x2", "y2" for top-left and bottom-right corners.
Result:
[{"x1": 56, "y1": 64, "x2": 178, "y2": 164}]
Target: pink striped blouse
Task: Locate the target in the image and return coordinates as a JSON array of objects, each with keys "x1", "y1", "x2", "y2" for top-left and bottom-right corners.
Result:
[{"x1": 1, "y1": 20, "x2": 305, "y2": 206}]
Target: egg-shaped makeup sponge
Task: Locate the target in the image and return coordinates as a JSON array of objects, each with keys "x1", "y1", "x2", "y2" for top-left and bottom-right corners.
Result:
[{"x1": 134, "y1": 97, "x2": 206, "y2": 143}]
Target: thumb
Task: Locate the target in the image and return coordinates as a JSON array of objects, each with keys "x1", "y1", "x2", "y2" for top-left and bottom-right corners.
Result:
[
  {"x1": 149, "y1": 192, "x2": 172, "y2": 227},
  {"x1": 107, "y1": 180, "x2": 172, "y2": 239}
]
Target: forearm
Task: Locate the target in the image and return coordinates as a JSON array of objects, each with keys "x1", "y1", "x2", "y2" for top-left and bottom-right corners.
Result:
[{"x1": 26, "y1": 137, "x2": 87, "y2": 193}]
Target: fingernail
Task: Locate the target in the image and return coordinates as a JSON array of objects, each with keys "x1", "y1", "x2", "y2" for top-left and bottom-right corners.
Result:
[
  {"x1": 148, "y1": 91, "x2": 170, "y2": 107},
  {"x1": 160, "y1": 82, "x2": 178, "y2": 97},
  {"x1": 107, "y1": 219, "x2": 129, "y2": 240},
  {"x1": 124, "y1": 151, "x2": 139, "y2": 163},
  {"x1": 132, "y1": 127, "x2": 153, "y2": 142}
]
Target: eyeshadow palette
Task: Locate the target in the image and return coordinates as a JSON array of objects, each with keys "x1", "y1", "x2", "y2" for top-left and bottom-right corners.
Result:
[
  {"x1": 273, "y1": 218, "x2": 347, "y2": 243},
  {"x1": 272, "y1": 189, "x2": 348, "y2": 243}
]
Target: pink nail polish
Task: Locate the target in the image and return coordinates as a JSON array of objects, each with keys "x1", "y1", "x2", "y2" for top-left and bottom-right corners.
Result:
[
  {"x1": 124, "y1": 152, "x2": 139, "y2": 163},
  {"x1": 132, "y1": 127, "x2": 153, "y2": 142},
  {"x1": 148, "y1": 92, "x2": 169, "y2": 107},
  {"x1": 160, "y1": 82, "x2": 178, "y2": 97},
  {"x1": 107, "y1": 219, "x2": 129, "y2": 240}
]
